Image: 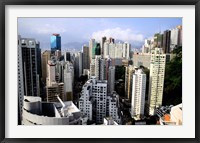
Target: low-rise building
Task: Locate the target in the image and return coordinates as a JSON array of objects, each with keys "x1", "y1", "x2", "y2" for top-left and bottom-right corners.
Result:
[{"x1": 22, "y1": 96, "x2": 87, "y2": 125}]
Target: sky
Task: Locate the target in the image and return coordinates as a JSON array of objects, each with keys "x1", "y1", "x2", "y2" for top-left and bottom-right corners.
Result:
[{"x1": 18, "y1": 18, "x2": 182, "y2": 50}]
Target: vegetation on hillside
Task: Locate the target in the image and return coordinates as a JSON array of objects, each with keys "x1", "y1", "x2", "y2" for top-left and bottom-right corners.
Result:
[{"x1": 163, "y1": 46, "x2": 182, "y2": 105}]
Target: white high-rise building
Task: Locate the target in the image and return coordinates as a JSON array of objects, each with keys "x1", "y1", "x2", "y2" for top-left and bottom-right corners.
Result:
[
  {"x1": 170, "y1": 28, "x2": 179, "y2": 52},
  {"x1": 131, "y1": 68, "x2": 146, "y2": 120},
  {"x1": 79, "y1": 77, "x2": 107, "y2": 124},
  {"x1": 107, "y1": 92, "x2": 121, "y2": 124},
  {"x1": 89, "y1": 39, "x2": 95, "y2": 63},
  {"x1": 46, "y1": 60, "x2": 56, "y2": 86},
  {"x1": 148, "y1": 48, "x2": 166, "y2": 115},
  {"x1": 103, "y1": 41, "x2": 131, "y2": 59},
  {"x1": 109, "y1": 42, "x2": 116, "y2": 59},
  {"x1": 142, "y1": 39, "x2": 151, "y2": 54},
  {"x1": 63, "y1": 62, "x2": 74, "y2": 101},
  {"x1": 108, "y1": 66, "x2": 115, "y2": 93},
  {"x1": 115, "y1": 43, "x2": 123, "y2": 58},
  {"x1": 79, "y1": 80, "x2": 93, "y2": 121},
  {"x1": 74, "y1": 52, "x2": 83, "y2": 78},
  {"x1": 92, "y1": 77, "x2": 107, "y2": 124},
  {"x1": 79, "y1": 76, "x2": 122, "y2": 124},
  {"x1": 103, "y1": 42, "x2": 109, "y2": 58},
  {"x1": 122, "y1": 42, "x2": 131, "y2": 59}
]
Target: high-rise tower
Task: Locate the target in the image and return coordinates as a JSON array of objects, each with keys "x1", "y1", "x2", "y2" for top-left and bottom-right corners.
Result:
[
  {"x1": 18, "y1": 36, "x2": 41, "y2": 123},
  {"x1": 131, "y1": 68, "x2": 146, "y2": 119},
  {"x1": 51, "y1": 33, "x2": 61, "y2": 53},
  {"x1": 148, "y1": 48, "x2": 166, "y2": 115}
]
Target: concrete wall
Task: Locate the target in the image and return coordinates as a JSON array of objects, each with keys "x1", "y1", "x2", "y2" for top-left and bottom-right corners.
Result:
[{"x1": 22, "y1": 109, "x2": 69, "y2": 125}]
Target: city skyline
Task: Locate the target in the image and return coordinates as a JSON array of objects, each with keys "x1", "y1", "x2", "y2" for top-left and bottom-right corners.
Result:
[
  {"x1": 18, "y1": 18, "x2": 182, "y2": 125},
  {"x1": 18, "y1": 18, "x2": 182, "y2": 50}
]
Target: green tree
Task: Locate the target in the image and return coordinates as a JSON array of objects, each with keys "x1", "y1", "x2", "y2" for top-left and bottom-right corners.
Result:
[{"x1": 163, "y1": 46, "x2": 182, "y2": 105}]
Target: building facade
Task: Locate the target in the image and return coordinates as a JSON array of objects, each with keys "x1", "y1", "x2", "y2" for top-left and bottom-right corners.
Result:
[
  {"x1": 41, "y1": 50, "x2": 51, "y2": 83},
  {"x1": 82, "y1": 45, "x2": 90, "y2": 70},
  {"x1": 106, "y1": 92, "x2": 121, "y2": 124},
  {"x1": 108, "y1": 66, "x2": 115, "y2": 94},
  {"x1": 22, "y1": 96, "x2": 87, "y2": 125},
  {"x1": 131, "y1": 68, "x2": 146, "y2": 120},
  {"x1": 51, "y1": 34, "x2": 61, "y2": 53},
  {"x1": 148, "y1": 48, "x2": 166, "y2": 115},
  {"x1": 125, "y1": 65, "x2": 135, "y2": 100}
]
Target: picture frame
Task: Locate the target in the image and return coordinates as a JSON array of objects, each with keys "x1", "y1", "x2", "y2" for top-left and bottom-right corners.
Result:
[{"x1": 0, "y1": 0, "x2": 199, "y2": 143}]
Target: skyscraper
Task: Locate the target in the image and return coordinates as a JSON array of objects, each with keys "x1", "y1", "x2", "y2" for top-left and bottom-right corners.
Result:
[
  {"x1": 92, "y1": 42, "x2": 101, "y2": 59},
  {"x1": 18, "y1": 37, "x2": 40, "y2": 97},
  {"x1": 89, "y1": 39, "x2": 95, "y2": 63},
  {"x1": 153, "y1": 33, "x2": 163, "y2": 48},
  {"x1": 41, "y1": 50, "x2": 51, "y2": 83},
  {"x1": 148, "y1": 48, "x2": 166, "y2": 115},
  {"x1": 51, "y1": 33, "x2": 61, "y2": 53},
  {"x1": 115, "y1": 43, "x2": 123, "y2": 58},
  {"x1": 18, "y1": 36, "x2": 41, "y2": 123},
  {"x1": 94, "y1": 56, "x2": 106, "y2": 80},
  {"x1": 91, "y1": 77, "x2": 107, "y2": 124},
  {"x1": 105, "y1": 58, "x2": 112, "y2": 80},
  {"x1": 46, "y1": 60, "x2": 56, "y2": 86},
  {"x1": 63, "y1": 62, "x2": 74, "y2": 101},
  {"x1": 64, "y1": 52, "x2": 71, "y2": 62},
  {"x1": 131, "y1": 68, "x2": 146, "y2": 120},
  {"x1": 101, "y1": 36, "x2": 107, "y2": 55},
  {"x1": 79, "y1": 76, "x2": 122, "y2": 124},
  {"x1": 162, "y1": 30, "x2": 171, "y2": 53},
  {"x1": 78, "y1": 52, "x2": 83, "y2": 77},
  {"x1": 79, "y1": 76, "x2": 107, "y2": 124},
  {"x1": 106, "y1": 92, "x2": 121, "y2": 124},
  {"x1": 55, "y1": 50, "x2": 61, "y2": 60},
  {"x1": 79, "y1": 80, "x2": 93, "y2": 121},
  {"x1": 177, "y1": 25, "x2": 182, "y2": 46},
  {"x1": 74, "y1": 52, "x2": 83, "y2": 78},
  {"x1": 82, "y1": 45, "x2": 90, "y2": 70},
  {"x1": 103, "y1": 42, "x2": 109, "y2": 58},
  {"x1": 125, "y1": 65, "x2": 135, "y2": 100},
  {"x1": 170, "y1": 27, "x2": 180, "y2": 52},
  {"x1": 90, "y1": 59, "x2": 95, "y2": 77},
  {"x1": 108, "y1": 66, "x2": 115, "y2": 94},
  {"x1": 103, "y1": 42, "x2": 131, "y2": 59},
  {"x1": 123, "y1": 42, "x2": 131, "y2": 59}
]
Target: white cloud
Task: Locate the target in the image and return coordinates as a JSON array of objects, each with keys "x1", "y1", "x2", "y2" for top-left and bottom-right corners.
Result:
[
  {"x1": 91, "y1": 27, "x2": 144, "y2": 42},
  {"x1": 32, "y1": 24, "x2": 66, "y2": 34}
]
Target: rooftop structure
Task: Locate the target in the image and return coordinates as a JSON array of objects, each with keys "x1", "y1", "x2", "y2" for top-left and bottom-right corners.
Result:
[
  {"x1": 103, "y1": 117, "x2": 118, "y2": 125},
  {"x1": 22, "y1": 96, "x2": 87, "y2": 125}
]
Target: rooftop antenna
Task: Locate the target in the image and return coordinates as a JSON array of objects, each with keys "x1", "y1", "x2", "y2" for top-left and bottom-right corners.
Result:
[{"x1": 56, "y1": 94, "x2": 65, "y2": 108}]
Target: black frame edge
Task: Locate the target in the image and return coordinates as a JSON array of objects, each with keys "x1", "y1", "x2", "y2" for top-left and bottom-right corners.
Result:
[
  {"x1": 195, "y1": 1, "x2": 200, "y2": 142},
  {"x1": 0, "y1": 0, "x2": 5, "y2": 143},
  {"x1": 0, "y1": 0, "x2": 200, "y2": 5}
]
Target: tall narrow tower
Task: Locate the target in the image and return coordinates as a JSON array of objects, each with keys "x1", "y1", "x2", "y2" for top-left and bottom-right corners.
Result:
[
  {"x1": 51, "y1": 33, "x2": 61, "y2": 53},
  {"x1": 148, "y1": 48, "x2": 166, "y2": 115},
  {"x1": 131, "y1": 68, "x2": 146, "y2": 119},
  {"x1": 18, "y1": 36, "x2": 41, "y2": 123}
]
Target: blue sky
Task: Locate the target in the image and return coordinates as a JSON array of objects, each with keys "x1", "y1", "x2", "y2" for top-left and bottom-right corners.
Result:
[{"x1": 18, "y1": 18, "x2": 182, "y2": 49}]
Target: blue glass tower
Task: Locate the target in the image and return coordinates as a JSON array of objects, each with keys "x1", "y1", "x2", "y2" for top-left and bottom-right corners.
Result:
[{"x1": 51, "y1": 34, "x2": 61, "y2": 53}]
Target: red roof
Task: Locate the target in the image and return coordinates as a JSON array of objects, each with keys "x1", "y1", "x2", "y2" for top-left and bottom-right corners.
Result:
[{"x1": 52, "y1": 33, "x2": 60, "y2": 36}]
